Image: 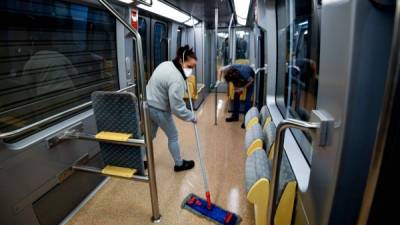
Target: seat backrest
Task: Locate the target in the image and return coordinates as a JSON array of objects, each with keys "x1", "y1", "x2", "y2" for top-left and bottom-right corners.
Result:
[
  {"x1": 245, "y1": 149, "x2": 271, "y2": 193},
  {"x1": 91, "y1": 91, "x2": 145, "y2": 174},
  {"x1": 263, "y1": 121, "x2": 277, "y2": 158},
  {"x1": 259, "y1": 105, "x2": 270, "y2": 127}
]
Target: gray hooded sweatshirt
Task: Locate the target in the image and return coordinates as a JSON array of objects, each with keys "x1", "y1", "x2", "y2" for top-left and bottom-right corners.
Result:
[{"x1": 146, "y1": 61, "x2": 194, "y2": 121}]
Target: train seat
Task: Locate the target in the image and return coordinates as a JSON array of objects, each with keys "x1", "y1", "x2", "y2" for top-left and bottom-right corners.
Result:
[
  {"x1": 91, "y1": 91, "x2": 145, "y2": 175},
  {"x1": 245, "y1": 149, "x2": 297, "y2": 225},
  {"x1": 244, "y1": 107, "x2": 297, "y2": 225},
  {"x1": 244, "y1": 123, "x2": 264, "y2": 156},
  {"x1": 245, "y1": 149, "x2": 271, "y2": 225},
  {"x1": 244, "y1": 107, "x2": 260, "y2": 130}
]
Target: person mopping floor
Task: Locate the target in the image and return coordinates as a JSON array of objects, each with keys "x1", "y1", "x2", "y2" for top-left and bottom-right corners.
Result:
[
  {"x1": 218, "y1": 64, "x2": 254, "y2": 129},
  {"x1": 146, "y1": 45, "x2": 198, "y2": 172}
]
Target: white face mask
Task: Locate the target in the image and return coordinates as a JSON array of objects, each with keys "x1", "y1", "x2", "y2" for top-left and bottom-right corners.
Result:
[{"x1": 183, "y1": 68, "x2": 192, "y2": 77}]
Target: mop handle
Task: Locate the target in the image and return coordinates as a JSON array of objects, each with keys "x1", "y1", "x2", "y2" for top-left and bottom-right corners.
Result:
[{"x1": 186, "y1": 80, "x2": 211, "y2": 208}]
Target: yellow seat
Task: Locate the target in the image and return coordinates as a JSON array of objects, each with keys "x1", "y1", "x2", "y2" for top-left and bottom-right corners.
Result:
[
  {"x1": 184, "y1": 75, "x2": 199, "y2": 100},
  {"x1": 95, "y1": 131, "x2": 132, "y2": 142},
  {"x1": 247, "y1": 178, "x2": 270, "y2": 225},
  {"x1": 101, "y1": 165, "x2": 137, "y2": 178},
  {"x1": 247, "y1": 175, "x2": 297, "y2": 225}
]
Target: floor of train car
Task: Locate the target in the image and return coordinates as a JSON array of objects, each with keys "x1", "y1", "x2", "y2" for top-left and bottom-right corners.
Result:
[{"x1": 66, "y1": 94, "x2": 254, "y2": 225}]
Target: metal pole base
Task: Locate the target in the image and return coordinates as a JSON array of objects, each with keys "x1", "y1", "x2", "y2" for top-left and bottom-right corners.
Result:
[{"x1": 151, "y1": 216, "x2": 161, "y2": 223}]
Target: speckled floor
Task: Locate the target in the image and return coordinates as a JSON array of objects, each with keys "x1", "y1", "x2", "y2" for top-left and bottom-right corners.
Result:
[{"x1": 66, "y1": 94, "x2": 254, "y2": 225}]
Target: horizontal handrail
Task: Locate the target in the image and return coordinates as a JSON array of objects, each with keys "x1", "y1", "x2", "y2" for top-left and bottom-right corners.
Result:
[
  {"x1": 0, "y1": 85, "x2": 136, "y2": 140},
  {"x1": 267, "y1": 119, "x2": 320, "y2": 225},
  {"x1": 73, "y1": 165, "x2": 149, "y2": 182}
]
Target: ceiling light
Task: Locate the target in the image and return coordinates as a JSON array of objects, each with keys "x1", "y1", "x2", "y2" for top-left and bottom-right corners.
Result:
[
  {"x1": 116, "y1": 0, "x2": 133, "y2": 3},
  {"x1": 115, "y1": 0, "x2": 151, "y2": 5},
  {"x1": 184, "y1": 18, "x2": 199, "y2": 26},
  {"x1": 137, "y1": 0, "x2": 190, "y2": 23},
  {"x1": 234, "y1": 0, "x2": 251, "y2": 26}
]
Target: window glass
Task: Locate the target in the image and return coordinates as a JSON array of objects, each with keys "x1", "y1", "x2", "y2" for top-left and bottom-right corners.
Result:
[
  {"x1": 235, "y1": 30, "x2": 250, "y2": 61},
  {"x1": 276, "y1": 0, "x2": 320, "y2": 161},
  {"x1": 153, "y1": 22, "x2": 168, "y2": 70},
  {"x1": 0, "y1": 0, "x2": 119, "y2": 139}
]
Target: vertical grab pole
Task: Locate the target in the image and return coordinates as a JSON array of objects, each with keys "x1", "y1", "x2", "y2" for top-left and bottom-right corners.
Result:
[
  {"x1": 98, "y1": 0, "x2": 160, "y2": 222},
  {"x1": 143, "y1": 102, "x2": 161, "y2": 222},
  {"x1": 214, "y1": 8, "x2": 219, "y2": 125}
]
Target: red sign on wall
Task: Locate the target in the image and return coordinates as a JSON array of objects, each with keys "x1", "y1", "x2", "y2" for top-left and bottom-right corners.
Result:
[{"x1": 131, "y1": 8, "x2": 139, "y2": 30}]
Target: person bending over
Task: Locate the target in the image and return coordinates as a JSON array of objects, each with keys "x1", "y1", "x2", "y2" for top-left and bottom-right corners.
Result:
[
  {"x1": 219, "y1": 64, "x2": 254, "y2": 128},
  {"x1": 146, "y1": 45, "x2": 197, "y2": 172}
]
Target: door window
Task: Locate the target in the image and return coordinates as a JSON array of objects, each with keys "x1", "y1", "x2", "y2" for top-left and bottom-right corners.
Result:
[
  {"x1": 276, "y1": 0, "x2": 320, "y2": 161},
  {"x1": 153, "y1": 22, "x2": 168, "y2": 69}
]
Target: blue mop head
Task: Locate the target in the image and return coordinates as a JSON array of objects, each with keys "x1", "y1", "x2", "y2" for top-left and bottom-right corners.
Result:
[{"x1": 181, "y1": 193, "x2": 241, "y2": 225}]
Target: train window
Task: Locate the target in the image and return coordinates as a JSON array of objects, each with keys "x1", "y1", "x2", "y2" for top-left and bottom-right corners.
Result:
[
  {"x1": 276, "y1": 0, "x2": 320, "y2": 161},
  {"x1": 235, "y1": 30, "x2": 250, "y2": 62},
  {"x1": 0, "y1": 0, "x2": 118, "y2": 140},
  {"x1": 153, "y1": 21, "x2": 168, "y2": 69}
]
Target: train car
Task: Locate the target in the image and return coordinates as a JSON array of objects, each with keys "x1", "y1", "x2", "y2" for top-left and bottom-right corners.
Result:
[{"x1": 0, "y1": 0, "x2": 397, "y2": 225}]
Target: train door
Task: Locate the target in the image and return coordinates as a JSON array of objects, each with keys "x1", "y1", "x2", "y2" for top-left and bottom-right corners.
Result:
[
  {"x1": 267, "y1": 0, "x2": 395, "y2": 224},
  {"x1": 137, "y1": 16, "x2": 168, "y2": 80}
]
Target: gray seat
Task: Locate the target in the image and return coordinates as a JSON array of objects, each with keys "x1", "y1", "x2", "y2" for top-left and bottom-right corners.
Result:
[
  {"x1": 263, "y1": 121, "x2": 277, "y2": 158},
  {"x1": 91, "y1": 91, "x2": 145, "y2": 175},
  {"x1": 245, "y1": 106, "x2": 259, "y2": 126},
  {"x1": 259, "y1": 105, "x2": 270, "y2": 127}
]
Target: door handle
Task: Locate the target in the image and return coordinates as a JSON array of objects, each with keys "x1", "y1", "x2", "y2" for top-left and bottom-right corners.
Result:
[{"x1": 267, "y1": 110, "x2": 334, "y2": 225}]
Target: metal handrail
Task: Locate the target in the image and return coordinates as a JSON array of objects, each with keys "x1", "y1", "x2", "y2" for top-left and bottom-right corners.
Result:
[
  {"x1": 0, "y1": 85, "x2": 136, "y2": 140},
  {"x1": 267, "y1": 119, "x2": 320, "y2": 225}
]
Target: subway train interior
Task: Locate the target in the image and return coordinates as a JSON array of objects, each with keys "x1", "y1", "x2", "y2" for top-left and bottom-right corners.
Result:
[{"x1": 0, "y1": 0, "x2": 398, "y2": 225}]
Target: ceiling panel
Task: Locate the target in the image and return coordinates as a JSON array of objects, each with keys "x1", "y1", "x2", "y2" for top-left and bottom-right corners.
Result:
[{"x1": 162, "y1": 0, "x2": 235, "y2": 26}]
